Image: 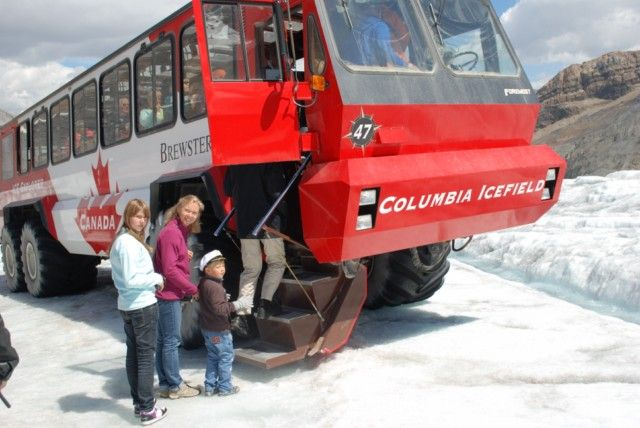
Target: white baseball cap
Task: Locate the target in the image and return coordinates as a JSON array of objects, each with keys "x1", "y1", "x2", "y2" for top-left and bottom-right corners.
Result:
[{"x1": 199, "y1": 250, "x2": 225, "y2": 271}]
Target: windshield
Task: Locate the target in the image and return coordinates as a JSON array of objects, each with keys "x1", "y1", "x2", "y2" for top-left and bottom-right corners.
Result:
[
  {"x1": 420, "y1": 0, "x2": 517, "y2": 75},
  {"x1": 324, "y1": 0, "x2": 434, "y2": 72}
]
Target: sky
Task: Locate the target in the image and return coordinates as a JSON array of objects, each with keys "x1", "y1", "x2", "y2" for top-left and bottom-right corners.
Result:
[
  {"x1": 1, "y1": 1, "x2": 640, "y2": 115},
  {"x1": 1, "y1": 171, "x2": 639, "y2": 426}
]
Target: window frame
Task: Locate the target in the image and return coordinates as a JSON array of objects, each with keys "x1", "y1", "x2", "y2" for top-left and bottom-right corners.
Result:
[
  {"x1": 307, "y1": 14, "x2": 327, "y2": 76},
  {"x1": 419, "y1": 0, "x2": 519, "y2": 77},
  {"x1": 72, "y1": 80, "x2": 100, "y2": 158},
  {"x1": 321, "y1": 0, "x2": 435, "y2": 74},
  {"x1": 1, "y1": 130, "x2": 15, "y2": 180},
  {"x1": 50, "y1": 95, "x2": 72, "y2": 165},
  {"x1": 31, "y1": 107, "x2": 50, "y2": 170},
  {"x1": 180, "y1": 21, "x2": 207, "y2": 123},
  {"x1": 17, "y1": 120, "x2": 30, "y2": 175},
  {"x1": 100, "y1": 59, "x2": 133, "y2": 148},
  {"x1": 133, "y1": 35, "x2": 177, "y2": 137}
]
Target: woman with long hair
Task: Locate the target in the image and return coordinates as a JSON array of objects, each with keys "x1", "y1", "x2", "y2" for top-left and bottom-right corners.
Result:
[
  {"x1": 110, "y1": 198, "x2": 167, "y2": 424},
  {"x1": 153, "y1": 194, "x2": 204, "y2": 399}
]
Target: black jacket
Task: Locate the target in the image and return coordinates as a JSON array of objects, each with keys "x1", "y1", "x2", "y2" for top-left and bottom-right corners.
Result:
[
  {"x1": 198, "y1": 276, "x2": 235, "y2": 332},
  {"x1": 0, "y1": 314, "x2": 19, "y2": 382},
  {"x1": 224, "y1": 162, "x2": 287, "y2": 238}
]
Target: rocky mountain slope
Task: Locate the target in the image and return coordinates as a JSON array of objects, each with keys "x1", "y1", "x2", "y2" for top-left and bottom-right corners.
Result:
[{"x1": 534, "y1": 51, "x2": 640, "y2": 177}]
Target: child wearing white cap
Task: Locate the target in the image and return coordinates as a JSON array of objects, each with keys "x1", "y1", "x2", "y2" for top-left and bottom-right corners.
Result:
[{"x1": 197, "y1": 250, "x2": 253, "y2": 396}]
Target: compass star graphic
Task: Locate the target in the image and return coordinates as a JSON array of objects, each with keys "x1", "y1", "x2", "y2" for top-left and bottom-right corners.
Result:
[{"x1": 344, "y1": 108, "x2": 381, "y2": 151}]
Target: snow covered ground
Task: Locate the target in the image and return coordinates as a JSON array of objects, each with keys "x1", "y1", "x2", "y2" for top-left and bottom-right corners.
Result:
[
  {"x1": 1, "y1": 171, "x2": 639, "y2": 427},
  {"x1": 454, "y1": 171, "x2": 640, "y2": 322}
]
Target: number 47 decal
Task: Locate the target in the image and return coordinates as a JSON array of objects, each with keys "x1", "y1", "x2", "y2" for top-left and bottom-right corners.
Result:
[{"x1": 346, "y1": 109, "x2": 380, "y2": 149}]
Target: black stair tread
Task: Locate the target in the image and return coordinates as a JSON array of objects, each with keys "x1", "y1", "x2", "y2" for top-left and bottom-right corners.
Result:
[
  {"x1": 235, "y1": 339, "x2": 289, "y2": 354},
  {"x1": 267, "y1": 306, "x2": 317, "y2": 321},
  {"x1": 234, "y1": 340, "x2": 308, "y2": 369}
]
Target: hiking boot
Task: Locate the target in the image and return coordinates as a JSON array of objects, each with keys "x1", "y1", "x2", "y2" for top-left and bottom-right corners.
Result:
[
  {"x1": 256, "y1": 300, "x2": 281, "y2": 319},
  {"x1": 217, "y1": 386, "x2": 239, "y2": 396},
  {"x1": 140, "y1": 406, "x2": 167, "y2": 426},
  {"x1": 204, "y1": 388, "x2": 218, "y2": 397},
  {"x1": 168, "y1": 382, "x2": 200, "y2": 399}
]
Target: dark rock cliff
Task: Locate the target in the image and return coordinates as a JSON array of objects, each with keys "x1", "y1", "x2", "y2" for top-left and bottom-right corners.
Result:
[{"x1": 534, "y1": 51, "x2": 640, "y2": 177}]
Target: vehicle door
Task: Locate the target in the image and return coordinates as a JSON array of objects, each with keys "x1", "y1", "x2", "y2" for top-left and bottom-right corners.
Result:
[{"x1": 192, "y1": 0, "x2": 300, "y2": 165}]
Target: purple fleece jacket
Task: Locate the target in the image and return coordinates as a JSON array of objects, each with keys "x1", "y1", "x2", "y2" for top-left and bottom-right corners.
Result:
[{"x1": 153, "y1": 218, "x2": 198, "y2": 300}]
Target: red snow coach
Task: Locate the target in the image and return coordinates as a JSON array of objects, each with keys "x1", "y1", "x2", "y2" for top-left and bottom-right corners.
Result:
[{"x1": 0, "y1": 0, "x2": 564, "y2": 368}]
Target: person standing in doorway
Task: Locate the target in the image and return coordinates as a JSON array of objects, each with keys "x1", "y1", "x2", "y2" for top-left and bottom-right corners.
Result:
[
  {"x1": 110, "y1": 199, "x2": 167, "y2": 424},
  {"x1": 154, "y1": 195, "x2": 203, "y2": 399},
  {"x1": 224, "y1": 163, "x2": 288, "y2": 319}
]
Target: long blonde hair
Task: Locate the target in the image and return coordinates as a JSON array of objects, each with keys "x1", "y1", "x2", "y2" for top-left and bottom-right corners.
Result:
[
  {"x1": 113, "y1": 198, "x2": 153, "y2": 252},
  {"x1": 163, "y1": 194, "x2": 205, "y2": 233}
]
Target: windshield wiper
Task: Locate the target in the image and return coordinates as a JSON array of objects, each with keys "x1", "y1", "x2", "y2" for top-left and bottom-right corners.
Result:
[
  {"x1": 341, "y1": 0, "x2": 353, "y2": 29},
  {"x1": 429, "y1": 1, "x2": 444, "y2": 45}
]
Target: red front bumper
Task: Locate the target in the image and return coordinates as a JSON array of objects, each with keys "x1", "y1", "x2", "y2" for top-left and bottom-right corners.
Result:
[{"x1": 299, "y1": 145, "x2": 565, "y2": 262}]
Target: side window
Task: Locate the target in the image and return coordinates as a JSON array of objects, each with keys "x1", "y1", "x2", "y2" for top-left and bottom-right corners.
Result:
[
  {"x1": 73, "y1": 82, "x2": 98, "y2": 156},
  {"x1": 203, "y1": 3, "x2": 282, "y2": 81},
  {"x1": 135, "y1": 38, "x2": 175, "y2": 133},
  {"x1": 203, "y1": 4, "x2": 244, "y2": 81},
  {"x1": 32, "y1": 109, "x2": 49, "y2": 168},
  {"x1": 181, "y1": 24, "x2": 206, "y2": 121},
  {"x1": 51, "y1": 97, "x2": 71, "y2": 164},
  {"x1": 18, "y1": 121, "x2": 29, "y2": 174},
  {"x1": 308, "y1": 16, "x2": 326, "y2": 76},
  {"x1": 101, "y1": 62, "x2": 131, "y2": 146},
  {"x1": 1, "y1": 132, "x2": 14, "y2": 180}
]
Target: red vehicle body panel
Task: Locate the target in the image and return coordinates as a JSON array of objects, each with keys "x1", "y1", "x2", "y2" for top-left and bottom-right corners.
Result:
[{"x1": 300, "y1": 144, "x2": 563, "y2": 262}]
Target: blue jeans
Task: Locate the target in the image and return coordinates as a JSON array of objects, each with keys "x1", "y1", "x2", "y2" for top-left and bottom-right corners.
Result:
[
  {"x1": 201, "y1": 329, "x2": 234, "y2": 393},
  {"x1": 121, "y1": 303, "x2": 158, "y2": 412},
  {"x1": 156, "y1": 300, "x2": 183, "y2": 390}
]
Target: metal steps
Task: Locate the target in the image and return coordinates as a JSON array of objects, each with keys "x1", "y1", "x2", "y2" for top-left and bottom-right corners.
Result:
[
  {"x1": 231, "y1": 256, "x2": 366, "y2": 369},
  {"x1": 234, "y1": 339, "x2": 309, "y2": 369}
]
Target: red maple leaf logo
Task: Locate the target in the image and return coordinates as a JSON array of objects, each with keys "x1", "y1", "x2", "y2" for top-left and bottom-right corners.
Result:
[
  {"x1": 76, "y1": 151, "x2": 124, "y2": 255},
  {"x1": 92, "y1": 152, "x2": 120, "y2": 195}
]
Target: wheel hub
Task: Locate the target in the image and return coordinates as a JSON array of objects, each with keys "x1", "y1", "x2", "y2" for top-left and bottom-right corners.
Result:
[
  {"x1": 4, "y1": 244, "x2": 16, "y2": 277},
  {"x1": 25, "y1": 241, "x2": 38, "y2": 281}
]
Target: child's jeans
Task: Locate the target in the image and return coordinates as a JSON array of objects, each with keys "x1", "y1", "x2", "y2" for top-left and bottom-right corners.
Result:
[{"x1": 201, "y1": 329, "x2": 234, "y2": 393}]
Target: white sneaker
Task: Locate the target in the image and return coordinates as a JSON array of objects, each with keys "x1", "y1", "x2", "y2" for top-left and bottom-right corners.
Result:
[{"x1": 140, "y1": 406, "x2": 167, "y2": 425}]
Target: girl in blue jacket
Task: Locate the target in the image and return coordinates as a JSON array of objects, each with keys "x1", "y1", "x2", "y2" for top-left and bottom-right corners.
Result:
[{"x1": 110, "y1": 198, "x2": 167, "y2": 425}]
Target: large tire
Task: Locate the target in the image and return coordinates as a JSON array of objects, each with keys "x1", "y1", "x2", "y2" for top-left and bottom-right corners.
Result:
[
  {"x1": 1, "y1": 225, "x2": 26, "y2": 292},
  {"x1": 68, "y1": 254, "x2": 101, "y2": 292},
  {"x1": 365, "y1": 241, "x2": 451, "y2": 309},
  {"x1": 20, "y1": 221, "x2": 94, "y2": 297}
]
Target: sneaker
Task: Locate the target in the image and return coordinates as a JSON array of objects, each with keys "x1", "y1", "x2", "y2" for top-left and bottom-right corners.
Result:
[
  {"x1": 217, "y1": 386, "x2": 240, "y2": 396},
  {"x1": 157, "y1": 389, "x2": 170, "y2": 399},
  {"x1": 135, "y1": 399, "x2": 156, "y2": 418},
  {"x1": 140, "y1": 406, "x2": 167, "y2": 426},
  {"x1": 168, "y1": 382, "x2": 200, "y2": 399},
  {"x1": 204, "y1": 389, "x2": 218, "y2": 397}
]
